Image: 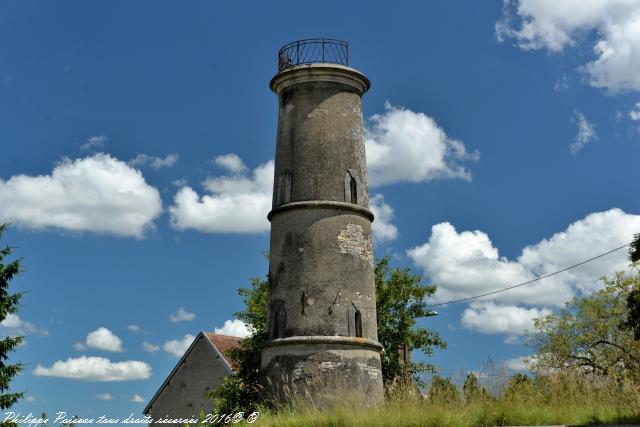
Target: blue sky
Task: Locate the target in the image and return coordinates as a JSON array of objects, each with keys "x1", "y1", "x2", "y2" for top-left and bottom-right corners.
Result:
[{"x1": 1, "y1": 0, "x2": 640, "y2": 419}]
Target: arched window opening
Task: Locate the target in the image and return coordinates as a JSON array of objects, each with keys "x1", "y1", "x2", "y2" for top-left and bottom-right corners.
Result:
[
  {"x1": 275, "y1": 171, "x2": 292, "y2": 208},
  {"x1": 350, "y1": 176, "x2": 358, "y2": 205},
  {"x1": 354, "y1": 310, "x2": 363, "y2": 338},
  {"x1": 344, "y1": 169, "x2": 359, "y2": 205},
  {"x1": 269, "y1": 301, "x2": 286, "y2": 339},
  {"x1": 349, "y1": 301, "x2": 365, "y2": 338}
]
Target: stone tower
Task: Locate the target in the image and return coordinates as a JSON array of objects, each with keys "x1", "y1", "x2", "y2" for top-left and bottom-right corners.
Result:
[{"x1": 261, "y1": 39, "x2": 384, "y2": 403}]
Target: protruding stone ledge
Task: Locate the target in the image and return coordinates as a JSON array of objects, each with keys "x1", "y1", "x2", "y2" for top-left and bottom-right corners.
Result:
[
  {"x1": 267, "y1": 200, "x2": 374, "y2": 222},
  {"x1": 262, "y1": 335, "x2": 383, "y2": 351},
  {"x1": 270, "y1": 64, "x2": 371, "y2": 95}
]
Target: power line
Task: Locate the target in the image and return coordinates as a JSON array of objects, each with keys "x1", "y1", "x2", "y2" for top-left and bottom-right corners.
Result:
[{"x1": 425, "y1": 241, "x2": 631, "y2": 308}]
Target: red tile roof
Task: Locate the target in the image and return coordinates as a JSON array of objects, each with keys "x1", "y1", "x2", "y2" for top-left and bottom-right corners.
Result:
[{"x1": 204, "y1": 333, "x2": 243, "y2": 370}]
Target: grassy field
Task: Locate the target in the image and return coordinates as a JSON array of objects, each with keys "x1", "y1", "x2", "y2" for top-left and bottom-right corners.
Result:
[
  {"x1": 253, "y1": 400, "x2": 640, "y2": 426},
  {"x1": 245, "y1": 373, "x2": 640, "y2": 427}
]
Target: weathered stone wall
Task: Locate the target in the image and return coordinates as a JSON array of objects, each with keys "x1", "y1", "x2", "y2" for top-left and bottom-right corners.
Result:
[
  {"x1": 262, "y1": 63, "x2": 384, "y2": 404},
  {"x1": 147, "y1": 335, "x2": 230, "y2": 426}
]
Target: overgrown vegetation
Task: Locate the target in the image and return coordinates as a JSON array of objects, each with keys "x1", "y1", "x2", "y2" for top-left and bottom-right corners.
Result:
[
  {"x1": 0, "y1": 224, "x2": 24, "y2": 427},
  {"x1": 527, "y1": 267, "x2": 640, "y2": 380},
  {"x1": 210, "y1": 257, "x2": 445, "y2": 412},
  {"x1": 250, "y1": 370, "x2": 640, "y2": 427},
  {"x1": 205, "y1": 241, "x2": 640, "y2": 426}
]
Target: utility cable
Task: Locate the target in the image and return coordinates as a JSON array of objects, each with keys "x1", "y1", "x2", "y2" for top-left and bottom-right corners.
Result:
[{"x1": 425, "y1": 241, "x2": 631, "y2": 308}]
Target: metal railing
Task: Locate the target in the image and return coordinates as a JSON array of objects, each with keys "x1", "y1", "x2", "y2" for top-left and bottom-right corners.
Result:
[{"x1": 278, "y1": 38, "x2": 348, "y2": 72}]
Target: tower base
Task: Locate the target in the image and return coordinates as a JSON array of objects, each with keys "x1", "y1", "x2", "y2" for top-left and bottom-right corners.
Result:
[{"x1": 260, "y1": 336, "x2": 384, "y2": 406}]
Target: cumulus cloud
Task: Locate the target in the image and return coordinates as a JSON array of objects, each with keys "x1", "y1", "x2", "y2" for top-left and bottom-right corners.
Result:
[
  {"x1": 75, "y1": 327, "x2": 123, "y2": 352},
  {"x1": 497, "y1": 0, "x2": 640, "y2": 92},
  {"x1": 95, "y1": 393, "x2": 113, "y2": 401},
  {"x1": 33, "y1": 356, "x2": 151, "y2": 381},
  {"x1": 163, "y1": 334, "x2": 195, "y2": 358},
  {"x1": 630, "y1": 102, "x2": 640, "y2": 120},
  {"x1": 0, "y1": 154, "x2": 162, "y2": 238},
  {"x1": 142, "y1": 341, "x2": 160, "y2": 353},
  {"x1": 129, "y1": 153, "x2": 178, "y2": 170},
  {"x1": 169, "y1": 307, "x2": 195, "y2": 323},
  {"x1": 408, "y1": 208, "x2": 640, "y2": 338},
  {"x1": 503, "y1": 355, "x2": 532, "y2": 371},
  {"x1": 462, "y1": 302, "x2": 551, "y2": 341},
  {"x1": 369, "y1": 194, "x2": 398, "y2": 242},
  {"x1": 130, "y1": 394, "x2": 145, "y2": 403},
  {"x1": 571, "y1": 111, "x2": 597, "y2": 154},
  {"x1": 169, "y1": 159, "x2": 273, "y2": 233},
  {"x1": 126, "y1": 324, "x2": 140, "y2": 332},
  {"x1": 365, "y1": 103, "x2": 479, "y2": 187},
  {"x1": 80, "y1": 135, "x2": 107, "y2": 151},
  {"x1": 0, "y1": 314, "x2": 48, "y2": 336},
  {"x1": 213, "y1": 154, "x2": 248, "y2": 174},
  {"x1": 214, "y1": 319, "x2": 251, "y2": 337}
]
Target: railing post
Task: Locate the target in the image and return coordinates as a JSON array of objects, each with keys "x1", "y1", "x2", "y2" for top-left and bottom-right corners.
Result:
[
  {"x1": 322, "y1": 39, "x2": 325, "y2": 63},
  {"x1": 296, "y1": 41, "x2": 300, "y2": 65}
]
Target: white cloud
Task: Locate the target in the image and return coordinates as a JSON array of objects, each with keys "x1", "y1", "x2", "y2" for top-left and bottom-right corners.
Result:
[
  {"x1": 571, "y1": 111, "x2": 597, "y2": 154},
  {"x1": 214, "y1": 319, "x2": 251, "y2": 337},
  {"x1": 408, "y1": 208, "x2": 640, "y2": 338},
  {"x1": 0, "y1": 314, "x2": 48, "y2": 336},
  {"x1": 163, "y1": 334, "x2": 195, "y2": 358},
  {"x1": 630, "y1": 102, "x2": 640, "y2": 120},
  {"x1": 408, "y1": 208, "x2": 639, "y2": 307},
  {"x1": 25, "y1": 395, "x2": 36, "y2": 402},
  {"x1": 365, "y1": 103, "x2": 478, "y2": 187},
  {"x1": 497, "y1": 0, "x2": 640, "y2": 92},
  {"x1": 33, "y1": 356, "x2": 151, "y2": 381},
  {"x1": 0, "y1": 154, "x2": 162, "y2": 238},
  {"x1": 130, "y1": 394, "x2": 145, "y2": 403},
  {"x1": 129, "y1": 153, "x2": 178, "y2": 170},
  {"x1": 73, "y1": 342, "x2": 87, "y2": 351},
  {"x1": 95, "y1": 393, "x2": 113, "y2": 401},
  {"x1": 76, "y1": 327, "x2": 123, "y2": 352},
  {"x1": 213, "y1": 154, "x2": 248, "y2": 174},
  {"x1": 142, "y1": 341, "x2": 160, "y2": 353},
  {"x1": 461, "y1": 302, "x2": 551, "y2": 341},
  {"x1": 126, "y1": 324, "x2": 140, "y2": 332},
  {"x1": 369, "y1": 194, "x2": 398, "y2": 242},
  {"x1": 169, "y1": 307, "x2": 195, "y2": 323},
  {"x1": 80, "y1": 135, "x2": 107, "y2": 151},
  {"x1": 169, "y1": 159, "x2": 273, "y2": 234},
  {"x1": 503, "y1": 355, "x2": 532, "y2": 372}
]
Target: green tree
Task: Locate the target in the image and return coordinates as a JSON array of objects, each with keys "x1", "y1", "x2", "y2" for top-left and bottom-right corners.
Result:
[
  {"x1": 0, "y1": 224, "x2": 24, "y2": 425},
  {"x1": 375, "y1": 257, "x2": 446, "y2": 386},
  {"x1": 427, "y1": 375, "x2": 460, "y2": 404},
  {"x1": 502, "y1": 373, "x2": 534, "y2": 401},
  {"x1": 463, "y1": 372, "x2": 490, "y2": 403},
  {"x1": 528, "y1": 270, "x2": 640, "y2": 380},
  {"x1": 211, "y1": 258, "x2": 446, "y2": 411},
  {"x1": 625, "y1": 233, "x2": 640, "y2": 339},
  {"x1": 209, "y1": 277, "x2": 267, "y2": 413}
]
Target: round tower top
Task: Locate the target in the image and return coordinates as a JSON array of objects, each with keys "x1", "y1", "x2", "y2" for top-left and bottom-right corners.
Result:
[
  {"x1": 277, "y1": 38, "x2": 349, "y2": 72},
  {"x1": 272, "y1": 39, "x2": 370, "y2": 95}
]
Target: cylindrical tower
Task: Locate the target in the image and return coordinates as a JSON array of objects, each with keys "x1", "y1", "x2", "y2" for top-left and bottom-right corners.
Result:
[{"x1": 261, "y1": 39, "x2": 384, "y2": 403}]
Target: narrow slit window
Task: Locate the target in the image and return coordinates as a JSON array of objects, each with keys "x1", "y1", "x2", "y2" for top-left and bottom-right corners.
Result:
[
  {"x1": 344, "y1": 169, "x2": 359, "y2": 205},
  {"x1": 270, "y1": 301, "x2": 286, "y2": 339},
  {"x1": 350, "y1": 176, "x2": 358, "y2": 205},
  {"x1": 354, "y1": 310, "x2": 363, "y2": 338}
]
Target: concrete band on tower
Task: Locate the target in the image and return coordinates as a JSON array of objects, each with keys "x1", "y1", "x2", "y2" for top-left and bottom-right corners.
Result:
[{"x1": 261, "y1": 39, "x2": 384, "y2": 404}]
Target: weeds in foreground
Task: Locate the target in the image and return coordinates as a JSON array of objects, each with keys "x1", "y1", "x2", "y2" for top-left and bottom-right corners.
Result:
[{"x1": 214, "y1": 371, "x2": 640, "y2": 427}]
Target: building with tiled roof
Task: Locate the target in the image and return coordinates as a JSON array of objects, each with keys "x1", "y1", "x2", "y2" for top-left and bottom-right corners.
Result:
[{"x1": 143, "y1": 332, "x2": 242, "y2": 425}]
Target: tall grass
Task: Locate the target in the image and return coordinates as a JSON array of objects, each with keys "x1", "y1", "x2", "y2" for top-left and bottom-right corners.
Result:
[{"x1": 246, "y1": 371, "x2": 640, "y2": 427}]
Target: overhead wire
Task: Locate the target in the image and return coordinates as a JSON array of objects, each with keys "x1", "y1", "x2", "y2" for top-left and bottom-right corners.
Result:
[{"x1": 425, "y1": 241, "x2": 632, "y2": 308}]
